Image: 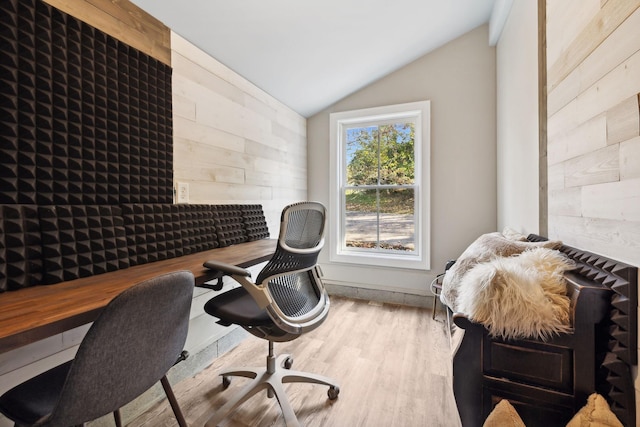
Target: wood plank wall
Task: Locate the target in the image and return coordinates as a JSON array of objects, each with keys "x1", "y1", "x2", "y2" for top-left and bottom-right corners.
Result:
[
  {"x1": 171, "y1": 32, "x2": 308, "y2": 234},
  {"x1": 546, "y1": 0, "x2": 640, "y2": 421},
  {"x1": 42, "y1": 0, "x2": 170, "y2": 65}
]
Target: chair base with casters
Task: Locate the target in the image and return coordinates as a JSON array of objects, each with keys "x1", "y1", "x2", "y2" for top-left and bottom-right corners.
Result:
[
  {"x1": 205, "y1": 341, "x2": 339, "y2": 427},
  {"x1": 203, "y1": 283, "x2": 340, "y2": 427}
]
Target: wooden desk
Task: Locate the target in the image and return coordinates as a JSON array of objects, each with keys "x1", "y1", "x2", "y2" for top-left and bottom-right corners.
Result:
[{"x1": 0, "y1": 239, "x2": 276, "y2": 354}]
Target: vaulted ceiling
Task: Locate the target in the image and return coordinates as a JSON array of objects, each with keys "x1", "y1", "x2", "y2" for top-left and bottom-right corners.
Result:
[{"x1": 131, "y1": 0, "x2": 506, "y2": 117}]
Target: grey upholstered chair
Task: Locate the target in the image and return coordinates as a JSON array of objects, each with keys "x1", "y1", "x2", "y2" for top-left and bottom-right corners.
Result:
[
  {"x1": 203, "y1": 201, "x2": 339, "y2": 427},
  {"x1": 0, "y1": 270, "x2": 195, "y2": 427}
]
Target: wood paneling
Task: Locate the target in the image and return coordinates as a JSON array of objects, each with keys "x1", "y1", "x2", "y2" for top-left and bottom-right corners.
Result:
[
  {"x1": 548, "y1": 7, "x2": 640, "y2": 116},
  {"x1": 546, "y1": 0, "x2": 600, "y2": 68},
  {"x1": 547, "y1": 113, "x2": 606, "y2": 165},
  {"x1": 607, "y1": 95, "x2": 640, "y2": 145},
  {"x1": 549, "y1": 49, "x2": 640, "y2": 140},
  {"x1": 582, "y1": 177, "x2": 640, "y2": 221},
  {"x1": 547, "y1": 1, "x2": 640, "y2": 423},
  {"x1": 547, "y1": 216, "x2": 640, "y2": 269},
  {"x1": 564, "y1": 144, "x2": 619, "y2": 187},
  {"x1": 547, "y1": 162, "x2": 566, "y2": 191},
  {"x1": 42, "y1": 0, "x2": 171, "y2": 65},
  {"x1": 548, "y1": 0, "x2": 640, "y2": 92},
  {"x1": 171, "y1": 32, "x2": 307, "y2": 234},
  {"x1": 548, "y1": 187, "x2": 582, "y2": 217},
  {"x1": 620, "y1": 136, "x2": 640, "y2": 179}
]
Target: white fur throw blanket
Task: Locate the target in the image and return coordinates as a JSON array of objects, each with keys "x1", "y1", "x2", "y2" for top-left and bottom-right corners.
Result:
[{"x1": 442, "y1": 231, "x2": 574, "y2": 340}]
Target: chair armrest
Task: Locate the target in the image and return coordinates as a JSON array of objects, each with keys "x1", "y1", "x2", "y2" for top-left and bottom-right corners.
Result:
[
  {"x1": 204, "y1": 260, "x2": 272, "y2": 309},
  {"x1": 203, "y1": 260, "x2": 251, "y2": 277}
]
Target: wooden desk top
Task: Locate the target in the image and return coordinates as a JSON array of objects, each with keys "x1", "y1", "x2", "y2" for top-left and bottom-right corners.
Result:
[{"x1": 0, "y1": 239, "x2": 276, "y2": 354}]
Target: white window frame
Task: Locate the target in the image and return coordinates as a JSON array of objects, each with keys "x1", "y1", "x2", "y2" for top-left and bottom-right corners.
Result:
[{"x1": 329, "y1": 101, "x2": 430, "y2": 270}]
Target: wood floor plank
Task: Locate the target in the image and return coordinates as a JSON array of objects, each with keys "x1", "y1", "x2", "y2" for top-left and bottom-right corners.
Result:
[{"x1": 129, "y1": 296, "x2": 459, "y2": 427}]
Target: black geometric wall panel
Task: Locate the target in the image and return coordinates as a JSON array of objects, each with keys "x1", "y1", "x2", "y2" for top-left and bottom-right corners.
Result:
[
  {"x1": 0, "y1": 0, "x2": 173, "y2": 206},
  {"x1": 213, "y1": 205, "x2": 249, "y2": 247},
  {"x1": 121, "y1": 203, "x2": 174, "y2": 267},
  {"x1": 0, "y1": 205, "x2": 42, "y2": 291},
  {"x1": 241, "y1": 204, "x2": 270, "y2": 242},
  {"x1": 121, "y1": 204, "x2": 220, "y2": 267},
  {"x1": 38, "y1": 205, "x2": 129, "y2": 284},
  {"x1": 178, "y1": 204, "x2": 219, "y2": 255},
  {"x1": 0, "y1": 203, "x2": 266, "y2": 292}
]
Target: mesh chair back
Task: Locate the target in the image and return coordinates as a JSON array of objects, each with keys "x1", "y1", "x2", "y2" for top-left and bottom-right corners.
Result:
[
  {"x1": 46, "y1": 270, "x2": 194, "y2": 426},
  {"x1": 256, "y1": 202, "x2": 325, "y2": 283},
  {"x1": 256, "y1": 202, "x2": 328, "y2": 333}
]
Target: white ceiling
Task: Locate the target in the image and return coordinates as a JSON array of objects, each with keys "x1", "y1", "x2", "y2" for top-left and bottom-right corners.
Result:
[{"x1": 130, "y1": 0, "x2": 501, "y2": 117}]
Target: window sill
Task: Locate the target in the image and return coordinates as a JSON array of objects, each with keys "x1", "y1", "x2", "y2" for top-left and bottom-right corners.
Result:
[{"x1": 329, "y1": 250, "x2": 430, "y2": 270}]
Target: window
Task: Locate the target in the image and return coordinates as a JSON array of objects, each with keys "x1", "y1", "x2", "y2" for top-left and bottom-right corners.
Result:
[{"x1": 329, "y1": 101, "x2": 430, "y2": 270}]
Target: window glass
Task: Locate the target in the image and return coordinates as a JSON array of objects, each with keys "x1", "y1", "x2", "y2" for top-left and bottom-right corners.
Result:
[{"x1": 329, "y1": 101, "x2": 430, "y2": 270}]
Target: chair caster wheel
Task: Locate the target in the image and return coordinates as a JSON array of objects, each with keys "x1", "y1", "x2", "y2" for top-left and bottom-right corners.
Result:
[
  {"x1": 222, "y1": 376, "x2": 231, "y2": 389},
  {"x1": 328, "y1": 386, "x2": 340, "y2": 400},
  {"x1": 283, "y1": 356, "x2": 293, "y2": 369}
]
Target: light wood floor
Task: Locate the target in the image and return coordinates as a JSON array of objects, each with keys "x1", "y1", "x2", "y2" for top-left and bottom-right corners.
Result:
[{"x1": 130, "y1": 296, "x2": 460, "y2": 427}]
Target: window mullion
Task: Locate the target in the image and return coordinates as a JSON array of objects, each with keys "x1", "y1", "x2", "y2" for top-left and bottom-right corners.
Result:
[
  {"x1": 376, "y1": 188, "x2": 380, "y2": 249},
  {"x1": 376, "y1": 128, "x2": 381, "y2": 249}
]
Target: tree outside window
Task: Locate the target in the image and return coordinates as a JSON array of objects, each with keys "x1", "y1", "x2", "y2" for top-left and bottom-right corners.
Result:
[
  {"x1": 344, "y1": 123, "x2": 416, "y2": 252},
  {"x1": 329, "y1": 100, "x2": 430, "y2": 270}
]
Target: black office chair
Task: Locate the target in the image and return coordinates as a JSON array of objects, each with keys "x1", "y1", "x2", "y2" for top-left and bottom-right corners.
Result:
[
  {"x1": 0, "y1": 270, "x2": 195, "y2": 427},
  {"x1": 202, "y1": 201, "x2": 339, "y2": 427}
]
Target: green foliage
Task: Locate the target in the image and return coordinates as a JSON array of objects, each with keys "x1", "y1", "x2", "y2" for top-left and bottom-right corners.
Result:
[
  {"x1": 347, "y1": 123, "x2": 415, "y2": 186},
  {"x1": 344, "y1": 122, "x2": 416, "y2": 251},
  {"x1": 345, "y1": 189, "x2": 414, "y2": 215}
]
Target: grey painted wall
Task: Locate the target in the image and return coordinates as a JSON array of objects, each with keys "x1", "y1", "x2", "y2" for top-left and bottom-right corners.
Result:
[{"x1": 307, "y1": 24, "x2": 497, "y2": 295}]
